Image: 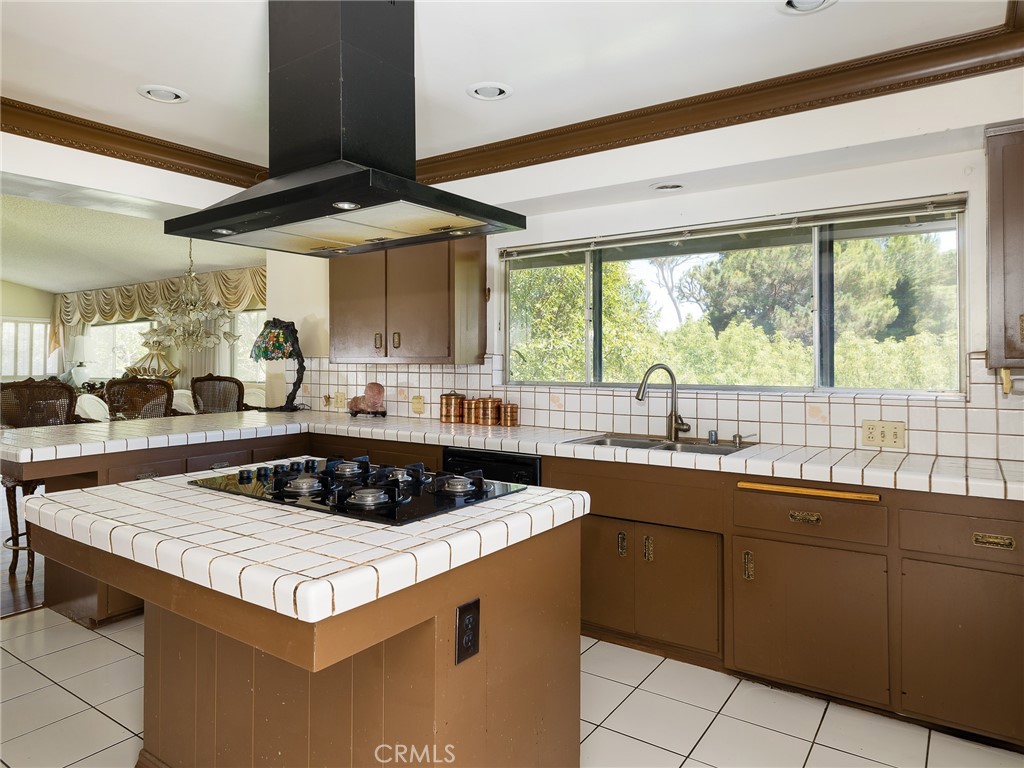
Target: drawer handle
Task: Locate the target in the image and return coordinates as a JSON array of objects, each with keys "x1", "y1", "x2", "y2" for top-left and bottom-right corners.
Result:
[
  {"x1": 643, "y1": 535, "x2": 654, "y2": 562},
  {"x1": 617, "y1": 531, "x2": 628, "y2": 557},
  {"x1": 742, "y1": 550, "x2": 754, "y2": 580},
  {"x1": 210, "y1": 462, "x2": 231, "y2": 470},
  {"x1": 789, "y1": 510, "x2": 822, "y2": 525},
  {"x1": 972, "y1": 532, "x2": 1016, "y2": 551},
  {"x1": 135, "y1": 471, "x2": 159, "y2": 480},
  {"x1": 737, "y1": 481, "x2": 880, "y2": 503},
  {"x1": 374, "y1": 333, "x2": 383, "y2": 350},
  {"x1": 392, "y1": 331, "x2": 401, "y2": 349}
]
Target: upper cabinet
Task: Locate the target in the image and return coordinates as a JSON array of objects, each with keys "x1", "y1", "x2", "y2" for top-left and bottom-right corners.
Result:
[
  {"x1": 328, "y1": 237, "x2": 487, "y2": 364},
  {"x1": 986, "y1": 121, "x2": 1024, "y2": 369}
]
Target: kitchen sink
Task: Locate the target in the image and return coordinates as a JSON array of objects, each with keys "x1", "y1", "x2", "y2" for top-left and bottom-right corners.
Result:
[{"x1": 570, "y1": 434, "x2": 753, "y2": 454}]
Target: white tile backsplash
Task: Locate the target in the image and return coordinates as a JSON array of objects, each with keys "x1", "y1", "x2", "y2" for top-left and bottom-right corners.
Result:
[{"x1": 297, "y1": 352, "x2": 1021, "y2": 457}]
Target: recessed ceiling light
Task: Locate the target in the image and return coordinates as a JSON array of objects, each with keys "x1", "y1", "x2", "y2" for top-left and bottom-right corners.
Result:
[
  {"x1": 332, "y1": 202, "x2": 360, "y2": 210},
  {"x1": 212, "y1": 228, "x2": 235, "y2": 236},
  {"x1": 467, "y1": 82, "x2": 512, "y2": 101},
  {"x1": 649, "y1": 182, "x2": 684, "y2": 192},
  {"x1": 137, "y1": 84, "x2": 190, "y2": 104},
  {"x1": 779, "y1": 0, "x2": 838, "y2": 14}
]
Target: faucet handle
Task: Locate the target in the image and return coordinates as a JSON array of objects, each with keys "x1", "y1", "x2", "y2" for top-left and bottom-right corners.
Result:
[{"x1": 732, "y1": 432, "x2": 757, "y2": 448}]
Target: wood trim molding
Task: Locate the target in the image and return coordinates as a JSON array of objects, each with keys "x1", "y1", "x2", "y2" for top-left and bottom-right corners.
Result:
[
  {"x1": 417, "y1": 22, "x2": 1024, "y2": 183},
  {"x1": 3, "y1": 7, "x2": 1022, "y2": 188},
  {"x1": 1, "y1": 98, "x2": 265, "y2": 188}
]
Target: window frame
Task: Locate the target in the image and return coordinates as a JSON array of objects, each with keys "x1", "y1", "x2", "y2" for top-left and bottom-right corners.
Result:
[
  {"x1": 0, "y1": 317, "x2": 59, "y2": 381},
  {"x1": 502, "y1": 196, "x2": 965, "y2": 393}
]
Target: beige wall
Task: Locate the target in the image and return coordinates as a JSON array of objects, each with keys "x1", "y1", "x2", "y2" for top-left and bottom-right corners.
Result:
[
  {"x1": 1, "y1": 280, "x2": 54, "y2": 319},
  {"x1": 264, "y1": 252, "x2": 330, "y2": 407}
]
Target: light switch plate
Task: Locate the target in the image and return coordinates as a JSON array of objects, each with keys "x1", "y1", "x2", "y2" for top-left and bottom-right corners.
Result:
[
  {"x1": 861, "y1": 419, "x2": 905, "y2": 448},
  {"x1": 333, "y1": 391, "x2": 346, "y2": 408},
  {"x1": 411, "y1": 395, "x2": 425, "y2": 414}
]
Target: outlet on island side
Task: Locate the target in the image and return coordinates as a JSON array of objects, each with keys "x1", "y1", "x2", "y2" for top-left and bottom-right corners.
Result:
[
  {"x1": 456, "y1": 598, "x2": 480, "y2": 665},
  {"x1": 861, "y1": 419, "x2": 906, "y2": 449}
]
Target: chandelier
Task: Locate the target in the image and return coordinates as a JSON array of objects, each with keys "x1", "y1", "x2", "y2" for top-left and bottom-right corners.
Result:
[{"x1": 143, "y1": 240, "x2": 240, "y2": 352}]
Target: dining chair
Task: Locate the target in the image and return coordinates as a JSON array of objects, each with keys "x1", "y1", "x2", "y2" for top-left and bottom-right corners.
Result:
[
  {"x1": 190, "y1": 374, "x2": 246, "y2": 414},
  {"x1": 104, "y1": 376, "x2": 174, "y2": 420},
  {"x1": 0, "y1": 378, "x2": 80, "y2": 582}
]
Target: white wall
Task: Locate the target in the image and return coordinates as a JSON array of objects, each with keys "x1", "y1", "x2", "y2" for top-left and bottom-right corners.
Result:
[{"x1": 1, "y1": 280, "x2": 54, "y2": 319}]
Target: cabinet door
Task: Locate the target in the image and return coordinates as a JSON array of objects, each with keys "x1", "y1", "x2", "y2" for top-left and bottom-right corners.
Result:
[
  {"x1": 902, "y1": 559, "x2": 1024, "y2": 742},
  {"x1": 329, "y1": 252, "x2": 387, "y2": 360},
  {"x1": 986, "y1": 123, "x2": 1024, "y2": 367},
  {"x1": 386, "y1": 242, "x2": 451, "y2": 360},
  {"x1": 732, "y1": 537, "x2": 890, "y2": 705},
  {"x1": 635, "y1": 524, "x2": 720, "y2": 654},
  {"x1": 581, "y1": 516, "x2": 635, "y2": 633}
]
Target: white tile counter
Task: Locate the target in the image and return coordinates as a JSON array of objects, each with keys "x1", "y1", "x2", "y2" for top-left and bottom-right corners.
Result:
[
  {"x1": 23, "y1": 459, "x2": 590, "y2": 623},
  {"x1": 3, "y1": 411, "x2": 1021, "y2": 499}
]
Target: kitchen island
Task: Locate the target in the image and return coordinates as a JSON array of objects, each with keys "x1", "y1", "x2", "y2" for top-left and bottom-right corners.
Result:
[{"x1": 24, "y1": 461, "x2": 589, "y2": 768}]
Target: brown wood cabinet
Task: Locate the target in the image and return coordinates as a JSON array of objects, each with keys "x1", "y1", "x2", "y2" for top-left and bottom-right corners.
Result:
[
  {"x1": 581, "y1": 516, "x2": 721, "y2": 654},
  {"x1": 548, "y1": 457, "x2": 724, "y2": 657},
  {"x1": 731, "y1": 536, "x2": 890, "y2": 706},
  {"x1": 901, "y1": 559, "x2": 1024, "y2": 743},
  {"x1": 986, "y1": 120, "x2": 1024, "y2": 369},
  {"x1": 328, "y1": 237, "x2": 486, "y2": 364}
]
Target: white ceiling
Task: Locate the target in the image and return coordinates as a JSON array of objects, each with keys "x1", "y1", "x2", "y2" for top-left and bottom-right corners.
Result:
[{"x1": 0, "y1": 0, "x2": 1011, "y2": 295}]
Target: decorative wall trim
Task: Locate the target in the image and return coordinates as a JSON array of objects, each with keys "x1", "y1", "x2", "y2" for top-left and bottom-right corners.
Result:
[
  {"x1": 3, "y1": 8, "x2": 1022, "y2": 187},
  {"x1": 417, "y1": 23, "x2": 1024, "y2": 183},
  {"x1": 0, "y1": 98, "x2": 265, "y2": 188}
]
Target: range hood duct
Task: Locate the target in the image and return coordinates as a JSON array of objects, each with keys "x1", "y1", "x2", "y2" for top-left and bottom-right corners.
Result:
[{"x1": 165, "y1": 0, "x2": 525, "y2": 256}]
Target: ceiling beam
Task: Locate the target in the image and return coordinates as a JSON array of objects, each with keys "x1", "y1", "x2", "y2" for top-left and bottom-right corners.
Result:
[{"x1": 3, "y1": 6, "x2": 1022, "y2": 189}]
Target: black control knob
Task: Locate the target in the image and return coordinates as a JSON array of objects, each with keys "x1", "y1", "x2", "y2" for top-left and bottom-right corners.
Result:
[
  {"x1": 304, "y1": 458, "x2": 319, "y2": 473},
  {"x1": 255, "y1": 466, "x2": 271, "y2": 482},
  {"x1": 289, "y1": 461, "x2": 304, "y2": 473},
  {"x1": 273, "y1": 464, "x2": 288, "y2": 475},
  {"x1": 237, "y1": 469, "x2": 254, "y2": 485}
]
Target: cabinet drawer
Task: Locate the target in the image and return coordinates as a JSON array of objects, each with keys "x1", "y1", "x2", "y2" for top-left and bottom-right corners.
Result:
[
  {"x1": 186, "y1": 450, "x2": 251, "y2": 472},
  {"x1": 734, "y1": 487, "x2": 887, "y2": 546},
  {"x1": 108, "y1": 458, "x2": 186, "y2": 484},
  {"x1": 900, "y1": 508, "x2": 1023, "y2": 566}
]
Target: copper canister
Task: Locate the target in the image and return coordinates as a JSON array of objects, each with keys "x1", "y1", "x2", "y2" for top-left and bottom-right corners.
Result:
[
  {"x1": 499, "y1": 403, "x2": 519, "y2": 427},
  {"x1": 478, "y1": 397, "x2": 502, "y2": 426},
  {"x1": 463, "y1": 398, "x2": 479, "y2": 424},
  {"x1": 440, "y1": 390, "x2": 465, "y2": 423}
]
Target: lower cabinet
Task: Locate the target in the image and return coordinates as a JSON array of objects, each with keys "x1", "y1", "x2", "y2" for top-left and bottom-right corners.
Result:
[
  {"x1": 901, "y1": 559, "x2": 1024, "y2": 742},
  {"x1": 582, "y1": 515, "x2": 721, "y2": 655},
  {"x1": 731, "y1": 537, "x2": 890, "y2": 706}
]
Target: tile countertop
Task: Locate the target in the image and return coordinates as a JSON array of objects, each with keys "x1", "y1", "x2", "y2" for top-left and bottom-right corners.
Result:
[
  {"x1": 23, "y1": 459, "x2": 590, "y2": 622},
  {"x1": 2, "y1": 411, "x2": 1021, "y2": 500}
]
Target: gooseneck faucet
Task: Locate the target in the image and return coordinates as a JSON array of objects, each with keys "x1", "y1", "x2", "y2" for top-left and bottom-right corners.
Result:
[{"x1": 635, "y1": 363, "x2": 691, "y2": 441}]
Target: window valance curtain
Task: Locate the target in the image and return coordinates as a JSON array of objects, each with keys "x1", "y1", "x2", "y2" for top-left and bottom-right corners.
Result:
[{"x1": 49, "y1": 266, "x2": 266, "y2": 352}]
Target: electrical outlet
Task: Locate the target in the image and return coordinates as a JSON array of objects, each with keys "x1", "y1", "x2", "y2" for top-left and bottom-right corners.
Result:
[
  {"x1": 455, "y1": 598, "x2": 480, "y2": 664},
  {"x1": 333, "y1": 391, "x2": 346, "y2": 408},
  {"x1": 861, "y1": 419, "x2": 906, "y2": 448},
  {"x1": 411, "y1": 395, "x2": 425, "y2": 414}
]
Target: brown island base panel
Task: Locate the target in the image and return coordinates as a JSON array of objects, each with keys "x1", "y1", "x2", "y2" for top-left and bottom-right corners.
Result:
[{"x1": 30, "y1": 520, "x2": 581, "y2": 768}]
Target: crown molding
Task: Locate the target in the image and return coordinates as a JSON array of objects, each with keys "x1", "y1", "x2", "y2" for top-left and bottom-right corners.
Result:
[
  {"x1": 3, "y1": 7, "x2": 1021, "y2": 189},
  {"x1": 0, "y1": 98, "x2": 265, "y2": 188}
]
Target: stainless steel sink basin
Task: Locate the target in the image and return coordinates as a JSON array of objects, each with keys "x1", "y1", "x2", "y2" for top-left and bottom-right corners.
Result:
[
  {"x1": 570, "y1": 434, "x2": 754, "y2": 454},
  {"x1": 574, "y1": 435, "x2": 671, "y2": 449}
]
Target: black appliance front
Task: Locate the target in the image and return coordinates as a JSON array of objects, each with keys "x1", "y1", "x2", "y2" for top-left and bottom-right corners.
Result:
[{"x1": 442, "y1": 447, "x2": 541, "y2": 485}]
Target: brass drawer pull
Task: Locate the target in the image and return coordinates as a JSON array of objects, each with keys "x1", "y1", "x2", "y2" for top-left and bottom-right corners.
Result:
[
  {"x1": 737, "y1": 481, "x2": 880, "y2": 503},
  {"x1": 374, "y1": 333, "x2": 383, "y2": 350},
  {"x1": 617, "y1": 531, "x2": 627, "y2": 557},
  {"x1": 972, "y1": 532, "x2": 1016, "y2": 551},
  {"x1": 642, "y1": 535, "x2": 654, "y2": 562},
  {"x1": 135, "y1": 471, "x2": 159, "y2": 480},
  {"x1": 789, "y1": 510, "x2": 822, "y2": 525},
  {"x1": 392, "y1": 331, "x2": 401, "y2": 349},
  {"x1": 210, "y1": 462, "x2": 230, "y2": 470},
  {"x1": 742, "y1": 550, "x2": 754, "y2": 580}
]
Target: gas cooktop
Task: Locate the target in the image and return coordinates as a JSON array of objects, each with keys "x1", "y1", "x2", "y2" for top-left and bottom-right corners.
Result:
[{"x1": 187, "y1": 457, "x2": 527, "y2": 526}]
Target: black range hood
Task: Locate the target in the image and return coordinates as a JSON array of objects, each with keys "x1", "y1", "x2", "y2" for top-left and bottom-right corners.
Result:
[{"x1": 166, "y1": 0, "x2": 525, "y2": 256}]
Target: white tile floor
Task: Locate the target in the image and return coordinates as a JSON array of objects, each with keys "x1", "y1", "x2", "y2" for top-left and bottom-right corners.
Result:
[
  {"x1": 1, "y1": 613, "x2": 1022, "y2": 768},
  {"x1": 579, "y1": 637, "x2": 1024, "y2": 768}
]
